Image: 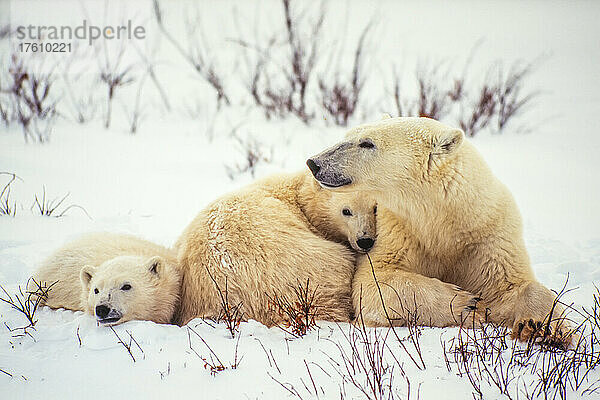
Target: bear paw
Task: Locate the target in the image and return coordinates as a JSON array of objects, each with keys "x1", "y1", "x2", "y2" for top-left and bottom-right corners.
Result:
[
  {"x1": 450, "y1": 288, "x2": 482, "y2": 327},
  {"x1": 511, "y1": 318, "x2": 574, "y2": 350}
]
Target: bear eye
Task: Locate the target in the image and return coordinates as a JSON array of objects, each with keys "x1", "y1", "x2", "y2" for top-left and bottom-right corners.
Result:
[
  {"x1": 359, "y1": 139, "x2": 375, "y2": 149},
  {"x1": 94, "y1": 288, "x2": 99, "y2": 294},
  {"x1": 373, "y1": 206, "x2": 377, "y2": 215},
  {"x1": 342, "y1": 208, "x2": 352, "y2": 216},
  {"x1": 121, "y1": 284, "x2": 132, "y2": 291}
]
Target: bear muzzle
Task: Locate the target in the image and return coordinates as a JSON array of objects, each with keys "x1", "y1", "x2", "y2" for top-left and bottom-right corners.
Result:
[
  {"x1": 95, "y1": 304, "x2": 123, "y2": 325},
  {"x1": 356, "y1": 237, "x2": 375, "y2": 252},
  {"x1": 306, "y1": 159, "x2": 321, "y2": 176},
  {"x1": 306, "y1": 158, "x2": 353, "y2": 188}
]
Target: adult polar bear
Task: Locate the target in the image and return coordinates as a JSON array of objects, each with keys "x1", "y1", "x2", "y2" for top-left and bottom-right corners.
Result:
[{"x1": 307, "y1": 116, "x2": 570, "y2": 345}]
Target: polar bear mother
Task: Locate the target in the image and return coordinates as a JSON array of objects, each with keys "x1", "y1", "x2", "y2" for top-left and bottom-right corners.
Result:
[{"x1": 307, "y1": 116, "x2": 570, "y2": 345}]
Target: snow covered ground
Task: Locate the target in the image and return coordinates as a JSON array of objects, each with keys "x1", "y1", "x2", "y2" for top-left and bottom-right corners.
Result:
[{"x1": 1, "y1": 0, "x2": 600, "y2": 399}]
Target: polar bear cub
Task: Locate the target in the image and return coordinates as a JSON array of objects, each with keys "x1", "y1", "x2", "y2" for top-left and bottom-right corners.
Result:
[
  {"x1": 174, "y1": 170, "x2": 377, "y2": 326},
  {"x1": 31, "y1": 233, "x2": 181, "y2": 326}
]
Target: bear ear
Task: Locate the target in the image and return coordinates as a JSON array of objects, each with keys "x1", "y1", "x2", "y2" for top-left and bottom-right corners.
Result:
[
  {"x1": 432, "y1": 128, "x2": 464, "y2": 155},
  {"x1": 146, "y1": 256, "x2": 163, "y2": 276},
  {"x1": 80, "y1": 265, "x2": 96, "y2": 288},
  {"x1": 381, "y1": 113, "x2": 393, "y2": 120}
]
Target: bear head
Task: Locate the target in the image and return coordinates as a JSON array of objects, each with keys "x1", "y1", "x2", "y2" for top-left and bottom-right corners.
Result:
[
  {"x1": 80, "y1": 255, "x2": 180, "y2": 326},
  {"x1": 306, "y1": 117, "x2": 465, "y2": 206},
  {"x1": 328, "y1": 193, "x2": 377, "y2": 252}
]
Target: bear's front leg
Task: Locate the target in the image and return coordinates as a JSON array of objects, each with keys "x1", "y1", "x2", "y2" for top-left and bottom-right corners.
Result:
[{"x1": 352, "y1": 255, "x2": 480, "y2": 327}]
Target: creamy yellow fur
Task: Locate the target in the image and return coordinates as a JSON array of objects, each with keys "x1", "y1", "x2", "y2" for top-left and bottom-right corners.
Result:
[
  {"x1": 308, "y1": 117, "x2": 569, "y2": 339},
  {"x1": 31, "y1": 233, "x2": 181, "y2": 325},
  {"x1": 174, "y1": 170, "x2": 377, "y2": 326}
]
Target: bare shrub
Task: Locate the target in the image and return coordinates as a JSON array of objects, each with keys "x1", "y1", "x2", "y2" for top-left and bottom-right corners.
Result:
[
  {"x1": 235, "y1": 0, "x2": 324, "y2": 123},
  {"x1": 109, "y1": 326, "x2": 145, "y2": 363},
  {"x1": 459, "y1": 60, "x2": 539, "y2": 136},
  {"x1": 447, "y1": 76, "x2": 465, "y2": 102},
  {"x1": 96, "y1": 41, "x2": 135, "y2": 129},
  {"x1": 0, "y1": 67, "x2": 10, "y2": 126},
  {"x1": 0, "y1": 98, "x2": 9, "y2": 126},
  {"x1": 415, "y1": 62, "x2": 452, "y2": 120},
  {"x1": 268, "y1": 279, "x2": 319, "y2": 337},
  {"x1": 389, "y1": 62, "x2": 454, "y2": 120},
  {"x1": 459, "y1": 82, "x2": 497, "y2": 137},
  {"x1": 0, "y1": 24, "x2": 11, "y2": 40},
  {"x1": 123, "y1": 71, "x2": 149, "y2": 134},
  {"x1": 389, "y1": 56, "x2": 539, "y2": 136},
  {"x1": 61, "y1": 45, "x2": 99, "y2": 124},
  {"x1": 496, "y1": 61, "x2": 539, "y2": 131},
  {"x1": 0, "y1": 172, "x2": 21, "y2": 217},
  {"x1": 447, "y1": 41, "x2": 482, "y2": 103},
  {"x1": 30, "y1": 186, "x2": 91, "y2": 218},
  {"x1": 158, "y1": 362, "x2": 171, "y2": 380},
  {"x1": 390, "y1": 67, "x2": 408, "y2": 118},
  {"x1": 0, "y1": 278, "x2": 56, "y2": 338},
  {"x1": 232, "y1": 18, "x2": 276, "y2": 111},
  {"x1": 204, "y1": 266, "x2": 244, "y2": 338},
  {"x1": 63, "y1": 74, "x2": 97, "y2": 124},
  {"x1": 187, "y1": 325, "x2": 243, "y2": 375},
  {"x1": 7, "y1": 54, "x2": 57, "y2": 142},
  {"x1": 584, "y1": 285, "x2": 600, "y2": 342},
  {"x1": 153, "y1": 0, "x2": 230, "y2": 109},
  {"x1": 333, "y1": 323, "x2": 398, "y2": 399},
  {"x1": 242, "y1": 44, "x2": 272, "y2": 110},
  {"x1": 444, "y1": 282, "x2": 600, "y2": 400},
  {"x1": 225, "y1": 135, "x2": 273, "y2": 180},
  {"x1": 318, "y1": 23, "x2": 372, "y2": 126},
  {"x1": 323, "y1": 298, "x2": 417, "y2": 400},
  {"x1": 277, "y1": 0, "x2": 324, "y2": 123},
  {"x1": 460, "y1": 59, "x2": 539, "y2": 136},
  {"x1": 363, "y1": 254, "x2": 426, "y2": 370},
  {"x1": 131, "y1": 38, "x2": 172, "y2": 113},
  {"x1": 449, "y1": 321, "x2": 513, "y2": 398},
  {"x1": 310, "y1": 254, "x2": 433, "y2": 399}
]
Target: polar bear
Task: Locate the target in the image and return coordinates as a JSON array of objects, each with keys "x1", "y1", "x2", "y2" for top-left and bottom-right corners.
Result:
[
  {"x1": 307, "y1": 116, "x2": 571, "y2": 346},
  {"x1": 31, "y1": 233, "x2": 181, "y2": 325},
  {"x1": 174, "y1": 170, "x2": 377, "y2": 326}
]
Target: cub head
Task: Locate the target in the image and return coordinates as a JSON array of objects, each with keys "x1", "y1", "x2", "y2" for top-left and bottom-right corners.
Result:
[
  {"x1": 328, "y1": 193, "x2": 378, "y2": 253},
  {"x1": 80, "y1": 255, "x2": 180, "y2": 326},
  {"x1": 306, "y1": 117, "x2": 464, "y2": 199}
]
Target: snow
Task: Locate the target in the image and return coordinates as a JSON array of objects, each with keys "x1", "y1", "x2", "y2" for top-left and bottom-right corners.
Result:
[{"x1": 1, "y1": 0, "x2": 600, "y2": 399}]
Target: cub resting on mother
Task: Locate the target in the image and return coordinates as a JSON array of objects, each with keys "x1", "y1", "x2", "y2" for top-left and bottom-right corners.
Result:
[{"x1": 174, "y1": 170, "x2": 377, "y2": 327}]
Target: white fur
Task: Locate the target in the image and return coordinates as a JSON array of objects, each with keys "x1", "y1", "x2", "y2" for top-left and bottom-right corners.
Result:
[
  {"x1": 31, "y1": 233, "x2": 181, "y2": 325},
  {"x1": 308, "y1": 117, "x2": 572, "y2": 345},
  {"x1": 174, "y1": 170, "x2": 377, "y2": 326}
]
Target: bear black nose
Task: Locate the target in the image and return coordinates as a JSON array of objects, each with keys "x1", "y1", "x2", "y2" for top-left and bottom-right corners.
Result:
[
  {"x1": 357, "y1": 238, "x2": 375, "y2": 251},
  {"x1": 95, "y1": 305, "x2": 110, "y2": 319},
  {"x1": 306, "y1": 159, "x2": 321, "y2": 176}
]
